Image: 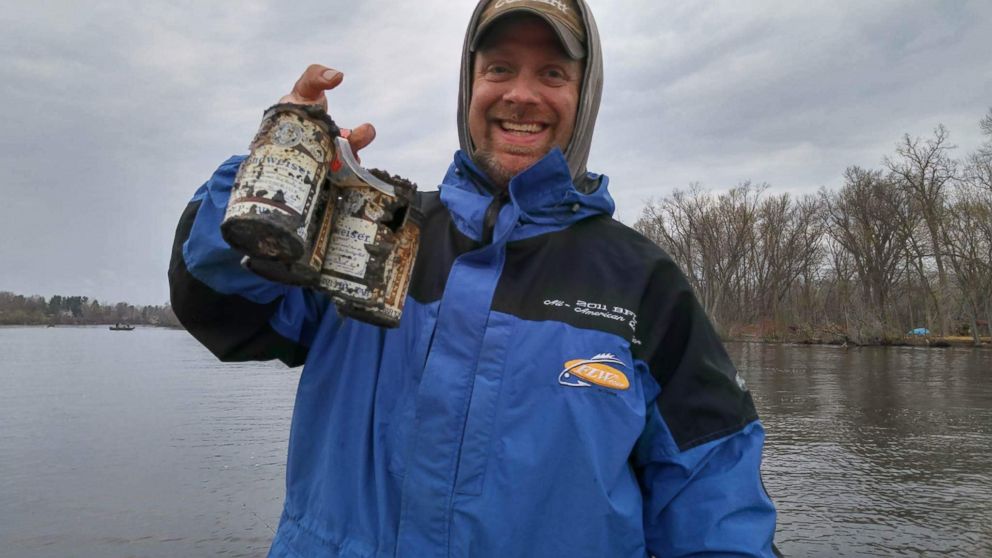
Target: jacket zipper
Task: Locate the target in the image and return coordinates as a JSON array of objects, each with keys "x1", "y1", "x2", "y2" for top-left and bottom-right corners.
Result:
[{"x1": 421, "y1": 188, "x2": 504, "y2": 371}]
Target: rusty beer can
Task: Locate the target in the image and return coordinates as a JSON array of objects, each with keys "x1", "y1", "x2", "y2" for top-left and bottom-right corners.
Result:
[
  {"x1": 239, "y1": 176, "x2": 339, "y2": 286},
  {"x1": 318, "y1": 137, "x2": 421, "y2": 328},
  {"x1": 221, "y1": 103, "x2": 340, "y2": 282}
]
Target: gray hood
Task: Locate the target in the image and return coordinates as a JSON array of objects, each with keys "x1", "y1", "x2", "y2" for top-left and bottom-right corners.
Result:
[{"x1": 456, "y1": 0, "x2": 604, "y2": 193}]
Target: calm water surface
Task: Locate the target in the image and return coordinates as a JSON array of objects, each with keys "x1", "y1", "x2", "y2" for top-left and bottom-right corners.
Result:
[
  {"x1": 1, "y1": 327, "x2": 295, "y2": 558},
  {"x1": 1, "y1": 327, "x2": 989, "y2": 557},
  {"x1": 734, "y1": 341, "x2": 992, "y2": 557}
]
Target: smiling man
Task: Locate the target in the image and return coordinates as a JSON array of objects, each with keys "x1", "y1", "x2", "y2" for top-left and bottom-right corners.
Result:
[
  {"x1": 169, "y1": 1, "x2": 778, "y2": 557},
  {"x1": 467, "y1": 11, "x2": 583, "y2": 187}
]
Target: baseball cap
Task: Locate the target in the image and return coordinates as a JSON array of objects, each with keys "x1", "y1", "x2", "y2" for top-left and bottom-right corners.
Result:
[{"x1": 471, "y1": 0, "x2": 587, "y2": 59}]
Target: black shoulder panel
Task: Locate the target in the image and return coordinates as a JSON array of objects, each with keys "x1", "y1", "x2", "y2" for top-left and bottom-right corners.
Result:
[
  {"x1": 637, "y1": 263, "x2": 758, "y2": 450},
  {"x1": 168, "y1": 199, "x2": 309, "y2": 367},
  {"x1": 407, "y1": 191, "x2": 480, "y2": 304},
  {"x1": 493, "y1": 216, "x2": 758, "y2": 451},
  {"x1": 492, "y1": 216, "x2": 655, "y2": 340}
]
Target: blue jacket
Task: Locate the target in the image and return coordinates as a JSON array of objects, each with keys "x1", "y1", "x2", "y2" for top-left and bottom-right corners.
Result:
[{"x1": 169, "y1": 148, "x2": 777, "y2": 557}]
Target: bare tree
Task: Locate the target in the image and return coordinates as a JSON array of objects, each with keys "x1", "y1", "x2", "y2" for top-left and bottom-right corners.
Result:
[
  {"x1": 635, "y1": 182, "x2": 762, "y2": 332},
  {"x1": 951, "y1": 109, "x2": 992, "y2": 341},
  {"x1": 822, "y1": 167, "x2": 910, "y2": 339},
  {"x1": 885, "y1": 125, "x2": 958, "y2": 335},
  {"x1": 747, "y1": 193, "x2": 824, "y2": 328},
  {"x1": 979, "y1": 108, "x2": 992, "y2": 154},
  {"x1": 965, "y1": 108, "x2": 992, "y2": 195},
  {"x1": 943, "y1": 185, "x2": 992, "y2": 344},
  {"x1": 636, "y1": 185, "x2": 707, "y2": 295}
]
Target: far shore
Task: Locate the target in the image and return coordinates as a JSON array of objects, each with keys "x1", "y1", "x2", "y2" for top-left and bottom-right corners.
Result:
[
  {"x1": 9, "y1": 323, "x2": 989, "y2": 349},
  {"x1": 1, "y1": 323, "x2": 184, "y2": 330},
  {"x1": 726, "y1": 334, "x2": 991, "y2": 349}
]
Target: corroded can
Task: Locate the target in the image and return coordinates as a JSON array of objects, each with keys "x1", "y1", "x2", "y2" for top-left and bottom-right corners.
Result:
[
  {"x1": 221, "y1": 103, "x2": 340, "y2": 274},
  {"x1": 239, "y1": 176, "x2": 339, "y2": 286},
  {"x1": 318, "y1": 137, "x2": 421, "y2": 328}
]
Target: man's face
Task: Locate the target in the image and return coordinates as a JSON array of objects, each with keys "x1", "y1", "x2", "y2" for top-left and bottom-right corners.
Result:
[{"x1": 468, "y1": 14, "x2": 583, "y2": 187}]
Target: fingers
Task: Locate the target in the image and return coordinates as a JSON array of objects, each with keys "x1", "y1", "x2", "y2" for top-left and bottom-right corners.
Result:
[
  {"x1": 348, "y1": 123, "x2": 376, "y2": 153},
  {"x1": 276, "y1": 66, "x2": 375, "y2": 163},
  {"x1": 336, "y1": 124, "x2": 376, "y2": 165},
  {"x1": 278, "y1": 64, "x2": 344, "y2": 110}
]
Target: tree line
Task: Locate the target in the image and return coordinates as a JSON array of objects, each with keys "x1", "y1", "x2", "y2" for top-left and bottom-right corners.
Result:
[
  {"x1": 0, "y1": 292, "x2": 181, "y2": 328},
  {"x1": 635, "y1": 110, "x2": 992, "y2": 346}
]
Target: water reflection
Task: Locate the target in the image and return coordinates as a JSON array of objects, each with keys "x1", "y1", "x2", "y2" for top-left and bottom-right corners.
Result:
[
  {"x1": 0, "y1": 326, "x2": 296, "y2": 558},
  {"x1": 731, "y1": 342, "x2": 992, "y2": 556}
]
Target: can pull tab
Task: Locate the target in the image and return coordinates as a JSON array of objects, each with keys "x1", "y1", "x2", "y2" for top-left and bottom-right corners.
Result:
[
  {"x1": 330, "y1": 129, "x2": 350, "y2": 173},
  {"x1": 328, "y1": 136, "x2": 397, "y2": 196}
]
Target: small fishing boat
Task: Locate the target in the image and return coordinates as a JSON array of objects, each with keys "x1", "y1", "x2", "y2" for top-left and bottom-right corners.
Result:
[{"x1": 109, "y1": 323, "x2": 135, "y2": 331}]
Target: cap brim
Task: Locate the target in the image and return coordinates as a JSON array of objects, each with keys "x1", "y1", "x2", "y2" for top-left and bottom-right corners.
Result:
[{"x1": 471, "y1": 9, "x2": 586, "y2": 59}]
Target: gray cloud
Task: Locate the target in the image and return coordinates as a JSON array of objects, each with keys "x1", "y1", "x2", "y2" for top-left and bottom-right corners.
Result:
[
  {"x1": 593, "y1": 0, "x2": 992, "y2": 215},
  {"x1": 1, "y1": 1, "x2": 990, "y2": 304}
]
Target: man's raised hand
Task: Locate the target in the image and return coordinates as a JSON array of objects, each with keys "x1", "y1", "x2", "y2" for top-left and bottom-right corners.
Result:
[{"x1": 279, "y1": 64, "x2": 376, "y2": 157}]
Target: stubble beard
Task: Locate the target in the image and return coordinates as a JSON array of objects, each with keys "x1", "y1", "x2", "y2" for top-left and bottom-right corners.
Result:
[
  {"x1": 472, "y1": 149, "x2": 515, "y2": 191},
  {"x1": 473, "y1": 142, "x2": 548, "y2": 191}
]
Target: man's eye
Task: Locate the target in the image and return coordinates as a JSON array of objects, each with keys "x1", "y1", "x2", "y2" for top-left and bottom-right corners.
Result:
[
  {"x1": 542, "y1": 68, "x2": 567, "y2": 85},
  {"x1": 487, "y1": 65, "x2": 511, "y2": 76}
]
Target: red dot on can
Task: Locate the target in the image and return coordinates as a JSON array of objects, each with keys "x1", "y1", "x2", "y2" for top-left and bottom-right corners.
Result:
[{"x1": 331, "y1": 159, "x2": 343, "y2": 173}]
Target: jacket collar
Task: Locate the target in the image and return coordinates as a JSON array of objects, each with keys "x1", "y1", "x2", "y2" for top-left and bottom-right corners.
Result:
[{"x1": 439, "y1": 148, "x2": 615, "y2": 243}]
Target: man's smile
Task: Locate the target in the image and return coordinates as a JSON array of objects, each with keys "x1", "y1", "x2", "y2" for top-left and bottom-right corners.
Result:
[
  {"x1": 498, "y1": 120, "x2": 547, "y2": 135},
  {"x1": 492, "y1": 117, "x2": 553, "y2": 151}
]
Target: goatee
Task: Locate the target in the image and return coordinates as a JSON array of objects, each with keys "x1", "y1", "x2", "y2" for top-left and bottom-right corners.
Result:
[{"x1": 472, "y1": 150, "x2": 514, "y2": 191}]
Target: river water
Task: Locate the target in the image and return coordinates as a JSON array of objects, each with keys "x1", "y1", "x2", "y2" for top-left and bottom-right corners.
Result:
[{"x1": 0, "y1": 327, "x2": 989, "y2": 557}]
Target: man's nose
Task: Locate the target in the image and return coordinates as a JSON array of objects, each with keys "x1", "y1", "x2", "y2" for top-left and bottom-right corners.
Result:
[{"x1": 501, "y1": 75, "x2": 541, "y2": 106}]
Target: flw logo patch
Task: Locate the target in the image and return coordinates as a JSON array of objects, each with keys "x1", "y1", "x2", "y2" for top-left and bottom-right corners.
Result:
[{"x1": 558, "y1": 353, "x2": 630, "y2": 391}]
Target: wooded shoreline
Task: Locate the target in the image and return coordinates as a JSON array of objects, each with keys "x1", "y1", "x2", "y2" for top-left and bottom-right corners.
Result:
[
  {"x1": 727, "y1": 334, "x2": 991, "y2": 349},
  {"x1": 0, "y1": 291, "x2": 181, "y2": 328},
  {"x1": 635, "y1": 110, "x2": 992, "y2": 348}
]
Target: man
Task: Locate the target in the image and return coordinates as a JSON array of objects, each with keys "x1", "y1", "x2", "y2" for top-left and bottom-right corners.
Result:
[{"x1": 169, "y1": 1, "x2": 778, "y2": 556}]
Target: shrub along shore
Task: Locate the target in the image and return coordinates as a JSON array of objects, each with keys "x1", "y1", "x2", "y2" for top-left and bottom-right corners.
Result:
[{"x1": 0, "y1": 292, "x2": 181, "y2": 328}]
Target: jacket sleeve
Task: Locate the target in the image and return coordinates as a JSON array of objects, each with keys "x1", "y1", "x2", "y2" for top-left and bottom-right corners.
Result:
[
  {"x1": 631, "y1": 261, "x2": 777, "y2": 557},
  {"x1": 168, "y1": 155, "x2": 333, "y2": 366}
]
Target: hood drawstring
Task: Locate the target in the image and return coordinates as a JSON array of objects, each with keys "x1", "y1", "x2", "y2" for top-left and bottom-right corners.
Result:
[{"x1": 482, "y1": 190, "x2": 509, "y2": 246}]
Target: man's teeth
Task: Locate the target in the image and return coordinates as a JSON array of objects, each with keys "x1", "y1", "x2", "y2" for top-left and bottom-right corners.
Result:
[{"x1": 501, "y1": 121, "x2": 543, "y2": 133}]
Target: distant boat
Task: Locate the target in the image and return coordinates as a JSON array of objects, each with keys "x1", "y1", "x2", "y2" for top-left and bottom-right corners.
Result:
[{"x1": 109, "y1": 323, "x2": 135, "y2": 331}]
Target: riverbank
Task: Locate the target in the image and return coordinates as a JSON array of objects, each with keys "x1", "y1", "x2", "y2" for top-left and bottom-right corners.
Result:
[
  {"x1": 729, "y1": 333, "x2": 991, "y2": 348},
  {"x1": 0, "y1": 291, "x2": 181, "y2": 328},
  {"x1": 8, "y1": 324, "x2": 989, "y2": 348},
  {"x1": 1, "y1": 323, "x2": 184, "y2": 330}
]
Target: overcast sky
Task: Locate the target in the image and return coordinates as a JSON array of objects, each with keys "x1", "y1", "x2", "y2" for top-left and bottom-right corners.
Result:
[{"x1": 2, "y1": 1, "x2": 991, "y2": 306}]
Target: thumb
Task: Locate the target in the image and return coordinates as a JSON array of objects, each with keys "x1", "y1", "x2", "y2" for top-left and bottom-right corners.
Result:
[{"x1": 347, "y1": 123, "x2": 376, "y2": 154}]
